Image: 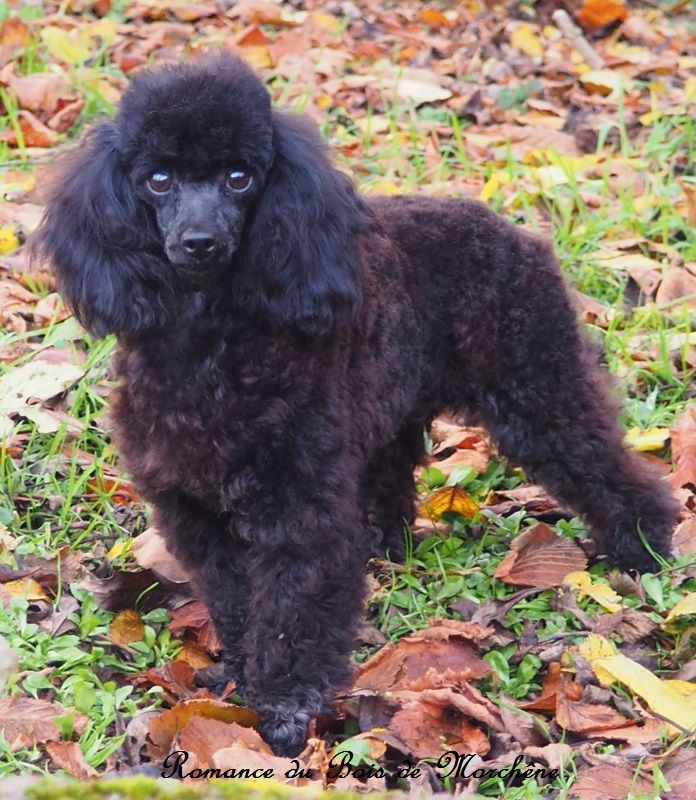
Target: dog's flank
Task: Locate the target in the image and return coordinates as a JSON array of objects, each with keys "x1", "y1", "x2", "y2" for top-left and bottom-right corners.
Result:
[{"x1": 32, "y1": 54, "x2": 678, "y2": 757}]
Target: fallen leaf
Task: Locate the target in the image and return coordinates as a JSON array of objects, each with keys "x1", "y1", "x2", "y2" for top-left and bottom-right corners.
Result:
[
  {"x1": 577, "y1": 0, "x2": 628, "y2": 32},
  {"x1": 571, "y1": 763, "x2": 654, "y2": 800},
  {"x1": 0, "y1": 635, "x2": 19, "y2": 693},
  {"x1": 213, "y1": 742, "x2": 299, "y2": 781},
  {"x1": 168, "y1": 600, "x2": 221, "y2": 653},
  {"x1": 664, "y1": 592, "x2": 696, "y2": 624},
  {"x1": 673, "y1": 517, "x2": 696, "y2": 556},
  {"x1": 137, "y1": 659, "x2": 200, "y2": 702},
  {"x1": 110, "y1": 609, "x2": 145, "y2": 644},
  {"x1": 593, "y1": 608, "x2": 657, "y2": 643},
  {"x1": 580, "y1": 70, "x2": 632, "y2": 97},
  {"x1": 5, "y1": 72, "x2": 71, "y2": 114},
  {"x1": 0, "y1": 355, "x2": 82, "y2": 437},
  {"x1": 132, "y1": 527, "x2": 191, "y2": 583},
  {"x1": 520, "y1": 662, "x2": 561, "y2": 712},
  {"x1": 147, "y1": 699, "x2": 258, "y2": 760},
  {"x1": 655, "y1": 266, "x2": 696, "y2": 310},
  {"x1": 354, "y1": 619, "x2": 491, "y2": 693},
  {"x1": 510, "y1": 24, "x2": 543, "y2": 58},
  {"x1": 564, "y1": 571, "x2": 623, "y2": 612},
  {"x1": 495, "y1": 523, "x2": 588, "y2": 589},
  {"x1": 0, "y1": 227, "x2": 20, "y2": 255},
  {"x1": 180, "y1": 718, "x2": 264, "y2": 767},
  {"x1": 45, "y1": 741, "x2": 98, "y2": 779},
  {"x1": 579, "y1": 634, "x2": 696, "y2": 734},
  {"x1": 419, "y1": 486, "x2": 479, "y2": 521},
  {"x1": 671, "y1": 406, "x2": 696, "y2": 489},
  {"x1": 624, "y1": 427, "x2": 670, "y2": 452},
  {"x1": 0, "y1": 697, "x2": 86, "y2": 751},
  {"x1": 0, "y1": 16, "x2": 30, "y2": 48}
]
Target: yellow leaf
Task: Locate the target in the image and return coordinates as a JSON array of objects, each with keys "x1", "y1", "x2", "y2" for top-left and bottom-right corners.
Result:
[
  {"x1": 580, "y1": 69, "x2": 631, "y2": 97},
  {"x1": 581, "y1": 634, "x2": 696, "y2": 734},
  {"x1": 109, "y1": 609, "x2": 144, "y2": 645},
  {"x1": 365, "y1": 180, "x2": 402, "y2": 196},
  {"x1": 685, "y1": 75, "x2": 696, "y2": 101},
  {"x1": 420, "y1": 486, "x2": 480, "y2": 521},
  {"x1": 106, "y1": 539, "x2": 132, "y2": 561},
  {"x1": 624, "y1": 427, "x2": 670, "y2": 452},
  {"x1": 578, "y1": 632, "x2": 618, "y2": 662},
  {"x1": 564, "y1": 571, "x2": 623, "y2": 612},
  {"x1": 510, "y1": 24, "x2": 543, "y2": 58},
  {"x1": 4, "y1": 578, "x2": 47, "y2": 601},
  {"x1": 0, "y1": 226, "x2": 20, "y2": 255},
  {"x1": 309, "y1": 11, "x2": 341, "y2": 33},
  {"x1": 665, "y1": 592, "x2": 696, "y2": 624},
  {"x1": 241, "y1": 46, "x2": 272, "y2": 69},
  {"x1": 480, "y1": 173, "x2": 511, "y2": 202},
  {"x1": 41, "y1": 27, "x2": 90, "y2": 65}
]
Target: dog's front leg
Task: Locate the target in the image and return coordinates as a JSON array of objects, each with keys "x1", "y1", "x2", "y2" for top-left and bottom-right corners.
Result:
[{"x1": 240, "y1": 480, "x2": 366, "y2": 757}]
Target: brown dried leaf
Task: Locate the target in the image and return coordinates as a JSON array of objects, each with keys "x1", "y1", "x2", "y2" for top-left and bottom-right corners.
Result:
[
  {"x1": 592, "y1": 609, "x2": 657, "y2": 643},
  {"x1": 168, "y1": 600, "x2": 221, "y2": 653},
  {"x1": 132, "y1": 527, "x2": 191, "y2": 584},
  {"x1": 0, "y1": 697, "x2": 85, "y2": 751},
  {"x1": 354, "y1": 620, "x2": 491, "y2": 693},
  {"x1": 571, "y1": 763, "x2": 654, "y2": 800},
  {"x1": 520, "y1": 662, "x2": 561, "y2": 712},
  {"x1": 213, "y1": 743, "x2": 301, "y2": 782},
  {"x1": 137, "y1": 659, "x2": 201, "y2": 703},
  {"x1": 176, "y1": 640, "x2": 214, "y2": 669},
  {"x1": 147, "y1": 699, "x2": 258, "y2": 760},
  {"x1": 673, "y1": 517, "x2": 696, "y2": 557},
  {"x1": 671, "y1": 406, "x2": 696, "y2": 489},
  {"x1": 494, "y1": 523, "x2": 588, "y2": 589},
  {"x1": 5, "y1": 72, "x2": 71, "y2": 114},
  {"x1": 45, "y1": 741, "x2": 98, "y2": 779},
  {"x1": 13, "y1": 111, "x2": 59, "y2": 148},
  {"x1": 389, "y1": 685, "x2": 502, "y2": 759},
  {"x1": 180, "y1": 718, "x2": 270, "y2": 770},
  {"x1": 109, "y1": 609, "x2": 145, "y2": 644},
  {"x1": 655, "y1": 266, "x2": 696, "y2": 310}
]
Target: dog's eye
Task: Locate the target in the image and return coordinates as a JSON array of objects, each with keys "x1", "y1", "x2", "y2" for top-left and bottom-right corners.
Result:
[
  {"x1": 226, "y1": 170, "x2": 252, "y2": 192},
  {"x1": 147, "y1": 171, "x2": 172, "y2": 194}
]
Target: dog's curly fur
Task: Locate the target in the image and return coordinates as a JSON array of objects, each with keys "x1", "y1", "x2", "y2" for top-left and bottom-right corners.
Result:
[{"x1": 33, "y1": 55, "x2": 678, "y2": 756}]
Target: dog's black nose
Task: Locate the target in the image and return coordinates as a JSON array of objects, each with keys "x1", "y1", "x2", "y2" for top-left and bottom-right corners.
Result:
[{"x1": 181, "y1": 230, "x2": 218, "y2": 261}]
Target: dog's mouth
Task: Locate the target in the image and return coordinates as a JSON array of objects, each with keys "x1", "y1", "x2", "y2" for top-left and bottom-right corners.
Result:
[{"x1": 165, "y1": 246, "x2": 236, "y2": 282}]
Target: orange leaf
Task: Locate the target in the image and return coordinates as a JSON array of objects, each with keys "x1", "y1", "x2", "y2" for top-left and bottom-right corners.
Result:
[
  {"x1": 110, "y1": 609, "x2": 145, "y2": 644},
  {"x1": 494, "y1": 523, "x2": 588, "y2": 589},
  {"x1": 46, "y1": 742, "x2": 98, "y2": 779},
  {"x1": 577, "y1": 0, "x2": 628, "y2": 33},
  {"x1": 147, "y1": 699, "x2": 258, "y2": 760},
  {"x1": 354, "y1": 619, "x2": 491, "y2": 693},
  {"x1": 420, "y1": 486, "x2": 479, "y2": 521}
]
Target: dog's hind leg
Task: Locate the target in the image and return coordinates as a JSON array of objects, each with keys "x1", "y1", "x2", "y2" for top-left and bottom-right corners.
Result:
[
  {"x1": 362, "y1": 424, "x2": 424, "y2": 560},
  {"x1": 464, "y1": 237, "x2": 678, "y2": 572}
]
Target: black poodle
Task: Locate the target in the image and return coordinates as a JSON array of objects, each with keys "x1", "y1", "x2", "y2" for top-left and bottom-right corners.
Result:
[{"x1": 33, "y1": 55, "x2": 678, "y2": 756}]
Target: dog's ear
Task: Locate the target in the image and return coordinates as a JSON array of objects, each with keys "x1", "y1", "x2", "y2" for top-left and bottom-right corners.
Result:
[
  {"x1": 237, "y1": 112, "x2": 369, "y2": 334},
  {"x1": 31, "y1": 122, "x2": 168, "y2": 337}
]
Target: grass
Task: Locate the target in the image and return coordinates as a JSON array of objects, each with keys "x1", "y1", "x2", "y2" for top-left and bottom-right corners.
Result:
[{"x1": 0, "y1": 7, "x2": 694, "y2": 796}]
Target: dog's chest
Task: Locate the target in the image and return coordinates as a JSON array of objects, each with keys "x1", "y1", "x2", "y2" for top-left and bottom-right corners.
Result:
[{"x1": 113, "y1": 326, "x2": 310, "y2": 508}]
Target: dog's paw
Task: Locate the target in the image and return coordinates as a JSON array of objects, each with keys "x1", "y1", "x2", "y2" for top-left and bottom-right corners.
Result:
[
  {"x1": 605, "y1": 518, "x2": 675, "y2": 574},
  {"x1": 257, "y1": 700, "x2": 314, "y2": 757}
]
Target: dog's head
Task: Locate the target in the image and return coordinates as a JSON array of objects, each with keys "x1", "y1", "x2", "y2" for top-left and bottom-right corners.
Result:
[{"x1": 32, "y1": 55, "x2": 369, "y2": 337}]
